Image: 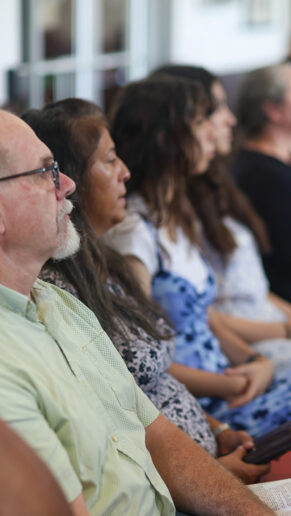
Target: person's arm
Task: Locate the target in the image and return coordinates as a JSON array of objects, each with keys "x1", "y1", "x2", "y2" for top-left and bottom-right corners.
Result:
[
  {"x1": 128, "y1": 253, "x2": 274, "y2": 405},
  {"x1": 210, "y1": 307, "x2": 288, "y2": 343},
  {"x1": 145, "y1": 414, "x2": 274, "y2": 515},
  {"x1": 0, "y1": 420, "x2": 73, "y2": 516},
  {"x1": 209, "y1": 307, "x2": 263, "y2": 364},
  {"x1": 125, "y1": 255, "x2": 152, "y2": 297},
  {"x1": 168, "y1": 362, "x2": 248, "y2": 400},
  {"x1": 169, "y1": 353, "x2": 273, "y2": 408},
  {"x1": 70, "y1": 494, "x2": 91, "y2": 516},
  {"x1": 0, "y1": 373, "x2": 83, "y2": 511},
  {"x1": 268, "y1": 291, "x2": 291, "y2": 319}
]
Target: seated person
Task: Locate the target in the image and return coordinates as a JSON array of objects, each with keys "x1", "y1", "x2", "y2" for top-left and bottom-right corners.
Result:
[
  {"x1": 0, "y1": 110, "x2": 274, "y2": 515},
  {"x1": 105, "y1": 75, "x2": 291, "y2": 437},
  {"x1": 22, "y1": 98, "x2": 269, "y2": 484},
  {"x1": 0, "y1": 420, "x2": 72, "y2": 516},
  {"x1": 153, "y1": 64, "x2": 291, "y2": 326},
  {"x1": 232, "y1": 63, "x2": 291, "y2": 301}
]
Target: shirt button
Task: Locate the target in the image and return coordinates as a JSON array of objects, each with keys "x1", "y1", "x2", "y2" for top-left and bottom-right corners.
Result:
[
  {"x1": 111, "y1": 435, "x2": 118, "y2": 443},
  {"x1": 82, "y1": 380, "x2": 87, "y2": 387}
]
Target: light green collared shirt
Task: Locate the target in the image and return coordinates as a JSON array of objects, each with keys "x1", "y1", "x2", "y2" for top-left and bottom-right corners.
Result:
[{"x1": 0, "y1": 279, "x2": 175, "y2": 515}]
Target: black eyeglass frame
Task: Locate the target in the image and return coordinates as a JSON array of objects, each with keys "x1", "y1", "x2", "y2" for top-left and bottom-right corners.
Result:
[{"x1": 0, "y1": 161, "x2": 60, "y2": 189}]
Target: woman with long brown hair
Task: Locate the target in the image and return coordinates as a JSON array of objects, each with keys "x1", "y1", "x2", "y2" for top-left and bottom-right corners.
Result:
[
  {"x1": 106, "y1": 74, "x2": 291, "y2": 438},
  {"x1": 152, "y1": 65, "x2": 291, "y2": 326}
]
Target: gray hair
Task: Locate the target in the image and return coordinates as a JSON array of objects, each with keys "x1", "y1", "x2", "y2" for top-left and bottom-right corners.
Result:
[{"x1": 236, "y1": 63, "x2": 291, "y2": 138}]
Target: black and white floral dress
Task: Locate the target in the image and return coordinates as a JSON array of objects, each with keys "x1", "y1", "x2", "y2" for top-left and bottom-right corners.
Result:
[{"x1": 40, "y1": 266, "x2": 217, "y2": 456}]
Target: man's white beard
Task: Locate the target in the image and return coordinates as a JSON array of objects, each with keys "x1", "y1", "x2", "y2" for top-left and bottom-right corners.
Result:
[{"x1": 52, "y1": 200, "x2": 80, "y2": 260}]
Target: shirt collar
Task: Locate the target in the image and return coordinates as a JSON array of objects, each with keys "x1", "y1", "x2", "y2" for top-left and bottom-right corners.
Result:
[{"x1": 0, "y1": 281, "x2": 40, "y2": 322}]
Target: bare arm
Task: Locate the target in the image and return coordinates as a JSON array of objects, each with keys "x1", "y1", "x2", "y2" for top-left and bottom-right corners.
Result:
[
  {"x1": 70, "y1": 494, "x2": 91, "y2": 516},
  {"x1": 168, "y1": 361, "x2": 248, "y2": 399},
  {"x1": 268, "y1": 291, "x2": 291, "y2": 319},
  {"x1": 125, "y1": 255, "x2": 152, "y2": 297},
  {"x1": 145, "y1": 414, "x2": 274, "y2": 515},
  {"x1": 209, "y1": 307, "x2": 260, "y2": 364},
  {"x1": 210, "y1": 307, "x2": 288, "y2": 343},
  {"x1": 127, "y1": 255, "x2": 274, "y2": 405},
  {"x1": 0, "y1": 420, "x2": 73, "y2": 516}
]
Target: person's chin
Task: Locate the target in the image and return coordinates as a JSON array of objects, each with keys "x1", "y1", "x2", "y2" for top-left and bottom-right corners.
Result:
[
  {"x1": 218, "y1": 138, "x2": 232, "y2": 155},
  {"x1": 195, "y1": 163, "x2": 209, "y2": 175},
  {"x1": 52, "y1": 221, "x2": 80, "y2": 260},
  {"x1": 218, "y1": 144, "x2": 231, "y2": 156},
  {"x1": 114, "y1": 210, "x2": 127, "y2": 225}
]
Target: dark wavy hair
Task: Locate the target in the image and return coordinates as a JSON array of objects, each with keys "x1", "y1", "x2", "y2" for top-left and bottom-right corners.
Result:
[
  {"x1": 151, "y1": 65, "x2": 270, "y2": 256},
  {"x1": 22, "y1": 98, "x2": 171, "y2": 341},
  {"x1": 151, "y1": 64, "x2": 217, "y2": 108},
  {"x1": 110, "y1": 75, "x2": 210, "y2": 243}
]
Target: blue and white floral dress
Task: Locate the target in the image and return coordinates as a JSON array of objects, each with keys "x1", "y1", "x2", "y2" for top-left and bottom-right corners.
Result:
[{"x1": 105, "y1": 195, "x2": 291, "y2": 437}]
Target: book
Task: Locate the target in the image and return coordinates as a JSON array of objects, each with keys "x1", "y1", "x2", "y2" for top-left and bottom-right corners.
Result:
[{"x1": 249, "y1": 479, "x2": 291, "y2": 515}]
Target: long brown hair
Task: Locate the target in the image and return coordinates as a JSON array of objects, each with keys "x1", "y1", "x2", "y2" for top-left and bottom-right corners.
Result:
[
  {"x1": 188, "y1": 158, "x2": 271, "y2": 255},
  {"x1": 110, "y1": 75, "x2": 211, "y2": 243},
  {"x1": 151, "y1": 65, "x2": 270, "y2": 255},
  {"x1": 22, "y1": 98, "x2": 171, "y2": 341}
]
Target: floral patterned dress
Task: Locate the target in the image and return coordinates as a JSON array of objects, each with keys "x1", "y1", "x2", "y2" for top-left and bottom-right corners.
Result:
[
  {"x1": 40, "y1": 265, "x2": 217, "y2": 455},
  {"x1": 148, "y1": 225, "x2": 291, "y2": 437}
]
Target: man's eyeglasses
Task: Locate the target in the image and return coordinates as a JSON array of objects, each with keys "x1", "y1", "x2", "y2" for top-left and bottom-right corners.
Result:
[{"x1": 0, "y1": 161, "x2": 60, "y2": 189}]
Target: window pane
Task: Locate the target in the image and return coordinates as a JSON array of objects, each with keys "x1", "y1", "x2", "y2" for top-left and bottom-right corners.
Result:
[
  {"x1": 37, "y1": 0, "x2": 74, "y2": 59},
  {"x1": 95, "y1": 67, "x2": 127, "y2": 113},
  {"x1": 97, "y1": 0, "x2": 128, "y2": 53}
]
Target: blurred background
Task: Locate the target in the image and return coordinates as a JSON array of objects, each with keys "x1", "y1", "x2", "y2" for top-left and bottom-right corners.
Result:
[{"x1": 1, "y1": 0, "x2": 291, "y2": 114}]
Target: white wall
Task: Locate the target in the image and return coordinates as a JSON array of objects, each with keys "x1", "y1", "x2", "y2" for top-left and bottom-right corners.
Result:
[
  {"x1": 170, "y1": 0, "x2": 291, "y2": 74},
  {"x1": 0, "y1": 0, "x2": 21, "y2": 105}
]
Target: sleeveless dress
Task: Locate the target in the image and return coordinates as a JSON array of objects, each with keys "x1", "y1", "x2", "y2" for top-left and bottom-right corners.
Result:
[
  {"x1": 104, "y1": 196, "x2": 291, "y2": 437},
  {"x1": 150, "y1": 234, "x2": 291, "y2": 436}
]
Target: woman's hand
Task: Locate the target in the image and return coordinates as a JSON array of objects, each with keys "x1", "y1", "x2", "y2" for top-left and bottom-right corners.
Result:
[
  {"x1": 220, "y1": 374, "x2": 249, "y2": 401},
  {"x1": 224, "y1": 356, "x2": 274, "y2": 408},
  {"x1": 216, "y1": 428, "x2": 254, "y2": 455},
  {"x1": 218, "y1": 446, "x2": 270, "y2": 484}
]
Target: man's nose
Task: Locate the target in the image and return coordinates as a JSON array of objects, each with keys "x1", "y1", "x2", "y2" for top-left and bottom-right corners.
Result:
[{"x1": 56, "y1": 172, "x2": 76, "y2": 200}]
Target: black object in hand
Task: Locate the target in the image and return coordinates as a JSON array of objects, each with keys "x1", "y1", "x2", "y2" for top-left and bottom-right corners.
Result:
[{"x1": 244, "y1": 421, "x2": 291, "y2": 464}]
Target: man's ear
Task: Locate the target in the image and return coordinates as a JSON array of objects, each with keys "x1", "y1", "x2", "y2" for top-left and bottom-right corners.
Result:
[{"x1": 263, "y1": 100, "x2": 284, "y2": 125}]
